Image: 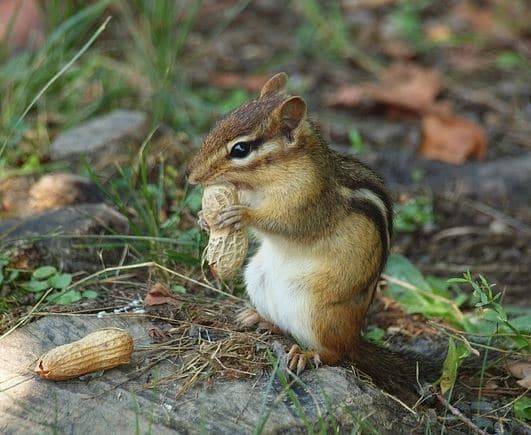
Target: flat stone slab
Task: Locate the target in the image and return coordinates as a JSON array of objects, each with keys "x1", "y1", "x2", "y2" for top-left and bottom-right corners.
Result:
[
  {"x1": 0, "y1": 204, "x2": 128, "y2": 272},
  {"x1": 0, "y1": 314, "x2": 428, "y2": 434},
  {"x1": 51, "y1": 110, "x2": 148, "y2": 166}
]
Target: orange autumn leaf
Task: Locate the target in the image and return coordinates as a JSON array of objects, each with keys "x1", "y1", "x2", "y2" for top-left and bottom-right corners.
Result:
[
  {"x1": 144, "y1": 282, "x2": 182, "y2": 307},
  {"x1": 326, "y1": 63, "x2": 442, "y2": 113},
  {"x1": 453, "y1": 2, "x2": 513, "y2": 40},
  {"x1": 420, "y1": 114, "x2": 487, "y2": 164},
  {"x1": 0, "y1": 0, "x2": 44, "y2": 51},
  {"x1": 370, "y1": 64, "x2": 442, "y2": 112}
]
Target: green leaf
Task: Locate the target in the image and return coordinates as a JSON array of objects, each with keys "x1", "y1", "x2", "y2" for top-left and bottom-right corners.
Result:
[
  {"x1": 384, "y1": 254, "x2": 466, "y2": 328},
  {"x1": 6, "y1": 270, "x2": 19, "y2": 284},
  {"x1": 21, "y1": 280, "x2": 49, "y2": 293},
  {"x1": 171, "y1": 284, "x2": 187, "y2": 294},
  {"x1": 82, "y1": 290, "x2": 98, "y2": 299},
  {"x1": 514, "y1": 396, "x2": 531, "y2": 421},
  {"x1": 510, "y1": 315, "x2": 531, "y2": 334},
  {"x1": 348, "y1": 128, "x2": 365, "y2": 154},
  {"x1": 426, "y1": 275, "x2": 452, "y2": 298},
  {"x1": 511, "y1": 335, "x2": 530, "y2": 350},
  {"x1": 492, "y1": 303, "x2": 507, "y2": 321},
  {"x1": 32, "y1": 266, "x2": 57, "y2": 280},
  {"x1": 394, "y1": 196, "x2": 434, "y2": 233},
  {"x1": 48, "y1": 273, "x2": 72, "y2": 289},
  {"x1": 49, "y1": 290, "x2": 82, "y2": 305},
  {"x1": 363, "y1": 327, "x2": 385, "y2": 344},
  {"x1": 439, "y1": 338, "x2": 470, "y2": 395},
  {"x1": 497, "y1": 52, "x2": 528, "y2": 70},
  {"x1": 385, "y1": 254, "x2": 432, "y2": 293}
]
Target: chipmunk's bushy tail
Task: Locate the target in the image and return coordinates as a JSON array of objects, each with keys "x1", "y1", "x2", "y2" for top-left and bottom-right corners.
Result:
[{"x1": 350, "y1": 339, "x2": 444, "y2": 402}]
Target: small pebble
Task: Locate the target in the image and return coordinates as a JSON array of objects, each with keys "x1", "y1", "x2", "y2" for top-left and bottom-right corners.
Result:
[
  {"x1": 490, "y1": 220, "x2": 509, "y2": 235},
  {"x1": 97, "y1": 311, "x2": 107, "y2": 318},
  {"x1": 470, "y1": 400, "x2": 494, "y2": 413},
  {"x1": 472, "y1": 416, "x2": 493, "y2": 432},
  {"x1": 78, "y1": 370, "x2": 105, "y2": 381}
]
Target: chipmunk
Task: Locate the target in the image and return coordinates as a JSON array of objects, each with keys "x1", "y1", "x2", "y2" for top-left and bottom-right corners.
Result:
[{"x1": 188, "y1": 73, "x2": 439, "y2": 398}]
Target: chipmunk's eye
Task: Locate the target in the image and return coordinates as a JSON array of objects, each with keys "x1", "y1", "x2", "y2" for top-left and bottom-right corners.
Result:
[{"x1": 229, "y1": 141, "x2": 252, "y2": 159}]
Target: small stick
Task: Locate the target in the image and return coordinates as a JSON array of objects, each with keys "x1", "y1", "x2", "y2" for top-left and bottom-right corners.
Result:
[
  {"x1": 442, "y1": 193, "x2": 531, "y2": 235},
  {"x1": 435, "y1": 391, "x2": 487, "y2": 435}
]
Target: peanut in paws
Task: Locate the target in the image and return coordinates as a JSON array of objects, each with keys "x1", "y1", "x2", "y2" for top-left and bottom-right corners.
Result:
[{"x1": 201, "y1": 184, "x2": 249, "y2": 280}]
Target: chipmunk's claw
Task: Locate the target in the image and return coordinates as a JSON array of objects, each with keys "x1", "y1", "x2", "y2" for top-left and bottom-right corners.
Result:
[
  {"x1": 216, "y1": 205, "x2": 249, "y2": 231},
  {"x1": 197, "y1": 210, "x2": 210, "y2": 231},
  {"x1": 287, "y1": 345, "x2": 321, "y2": 375}
]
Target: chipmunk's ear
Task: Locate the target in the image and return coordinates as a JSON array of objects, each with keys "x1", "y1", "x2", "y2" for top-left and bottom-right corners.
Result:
[
  {"x1": 260, "y1": 72, "x2": 288, "y2": 98},
  {"x1": 277, "y1": 96, "x2": 306, "y2": 140}
]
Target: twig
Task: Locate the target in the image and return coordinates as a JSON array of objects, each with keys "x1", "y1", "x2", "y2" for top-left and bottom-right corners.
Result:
[
  {"x1": 381, "y1": 390, "x2": 418, "y2": 417},
  {"x1": 442, "y1": 194, "x2": 531, "y2": 235},
  {"x1": 435, "y1": 391, "x2": 487, "y2": 435}
]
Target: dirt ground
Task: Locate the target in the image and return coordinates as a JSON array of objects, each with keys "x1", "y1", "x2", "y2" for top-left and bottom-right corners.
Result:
[{"x1": 0, "y1": 1, "x2": 530, "y2": 433}]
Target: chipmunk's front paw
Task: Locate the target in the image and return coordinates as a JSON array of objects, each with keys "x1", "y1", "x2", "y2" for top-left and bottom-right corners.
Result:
[
  {"x1": 216, "y1": 205, "x2": 251, "y2": 231},
  {"x1": 287, "y1": 344, "x2": 321, "y2": 375}
]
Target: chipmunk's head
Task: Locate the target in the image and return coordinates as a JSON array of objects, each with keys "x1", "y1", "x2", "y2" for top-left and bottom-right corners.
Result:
[{"x1": 187, "y1": 72, "x2": 308, "y2": 188}]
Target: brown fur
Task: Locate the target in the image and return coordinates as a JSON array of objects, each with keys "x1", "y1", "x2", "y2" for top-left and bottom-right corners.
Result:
[{"x1": 189, "y1": 73, "x2": 439, "y2": 400}]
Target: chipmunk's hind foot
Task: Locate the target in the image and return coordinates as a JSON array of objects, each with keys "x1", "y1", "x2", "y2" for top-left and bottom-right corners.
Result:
[
  {"x1": 287, "y1": 344, "x2": 322, "y2": 375},
  {"x1": 236, "y1": 307, "x2": 282, "y2": 334}
]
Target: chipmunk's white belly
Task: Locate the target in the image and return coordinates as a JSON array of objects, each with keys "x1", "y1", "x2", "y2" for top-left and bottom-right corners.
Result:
[{"x1": 244, "y1": 236, "x2": 317, "y2": 348}]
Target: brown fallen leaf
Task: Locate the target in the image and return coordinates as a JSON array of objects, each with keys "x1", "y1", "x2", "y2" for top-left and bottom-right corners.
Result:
[
  {"x1": 0, "y1": 0, "x2": 44, "y2": 51},
  {"x1": 420, "y1": 114, "x2": 487, "y2": 164},
  {"x1": 453, "y1": 2, "x2": 513, "y2": 41},
  {"x1": 209, "y1": 73, "x2": 270, "y2": 93},
  {"x1": 325, "y1": 85, "x2": 368, "y2": 108},
  {"x1": 148, "y1": 326, "x2": 169, "y2": 341},
  {"x1": 326, "y1": 63, "x2": 442, "y2": 113},
  {"x1": 144, "y1": 283, "x2": 182, "y2": 307},
  {"x1": 448, "y1": 48, "x2": 492, "y2": 73},
  {"x1": 326, "y1": 62, "x2": 487, "y2": 164},
  {"x1": 506, "y1": 360, "x2": 531, "y2": 389}
]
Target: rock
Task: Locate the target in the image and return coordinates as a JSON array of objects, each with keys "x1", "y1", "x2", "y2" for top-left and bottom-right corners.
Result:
[
  {"x1": 51, "y1": 110, "x2": 149, "y2": 169},
  {"x1": 0, "y1": 204, "x2": 128, "y2": 272},
  {"x1": 364, "y1": 150, "x2": 531, "y2": 210},
  {"x1": 0, "y1": 314, "x2": 431, "y2": 434},
  {"x1": 0, "y1": 176, "x2": 34, "y2": 216},
  {"x1": 1, "y1": 173, "x2": 103, "y2": 218},
  {"x1": 29, "y1": 173, "x2": 104, "y2": 212}
]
